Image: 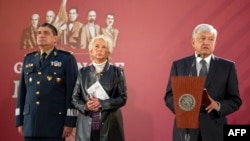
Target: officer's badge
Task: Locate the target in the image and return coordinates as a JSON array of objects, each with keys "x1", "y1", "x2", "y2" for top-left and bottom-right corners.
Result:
[
  {"x1": 56, "y1": 77, "x2": 62, "y2": 83},
  {"x1": 51, "y1": 60, "x2": 62, "y2": 67},
  {"x1": 47, "y1": 76, "x2": 52, "y2": 81},
  {"x1": 26, "y1": 63, "x2": 33, "y2": 68}
]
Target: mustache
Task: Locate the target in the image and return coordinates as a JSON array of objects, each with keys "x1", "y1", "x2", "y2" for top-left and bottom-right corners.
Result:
[{"x1": 201, "y1": 44, "x2": 210, "y2": 48}]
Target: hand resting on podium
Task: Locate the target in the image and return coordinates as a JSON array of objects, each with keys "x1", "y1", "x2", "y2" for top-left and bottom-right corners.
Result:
[{"x1": 202, "y1": 89, "x2": 221, "y2": 113}]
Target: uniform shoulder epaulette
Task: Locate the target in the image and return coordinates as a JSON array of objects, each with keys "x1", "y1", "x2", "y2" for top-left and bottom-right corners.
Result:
[
  {"x1": 24, "y1": 50, "x2": 38, "y2": 56},
  {"x1": 58, "y1": 49, "x2": 74, "y2": 55}
]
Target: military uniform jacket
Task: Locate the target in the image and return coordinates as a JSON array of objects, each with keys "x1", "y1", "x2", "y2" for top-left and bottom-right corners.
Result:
[
  {"x1": 15, "y1": 47, "x2": 78, "y2": 137},
  {"x1": 72, "y1": 62, "x2": 127, "y2": 141}
]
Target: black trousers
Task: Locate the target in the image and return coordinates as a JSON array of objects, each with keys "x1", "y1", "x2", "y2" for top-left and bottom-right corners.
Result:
[
  {"x1": 197, "y1": 131, "x2": 202, "y2": 141},
  {"x1": 24, "y1": 137, "x2": 65, "y2": 141}
]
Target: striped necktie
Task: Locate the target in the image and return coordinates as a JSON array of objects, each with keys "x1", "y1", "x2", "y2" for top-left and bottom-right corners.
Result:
[{"x1": 199, "y1": 59, "x2": 207, "y2": 76}]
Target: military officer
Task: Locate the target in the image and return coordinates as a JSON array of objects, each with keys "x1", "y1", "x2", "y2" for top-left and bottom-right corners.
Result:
[{"x1": 15, "y1": 23, "x2": 78, "y2": 141}]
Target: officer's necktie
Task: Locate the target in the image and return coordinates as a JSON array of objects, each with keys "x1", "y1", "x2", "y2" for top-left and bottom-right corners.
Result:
[
  {"x1": 40, "y1": 52, "x2": 47, "y2": 66},
  {"x1": 199, "y1": 59, "x2": 207, "y2": 76}
]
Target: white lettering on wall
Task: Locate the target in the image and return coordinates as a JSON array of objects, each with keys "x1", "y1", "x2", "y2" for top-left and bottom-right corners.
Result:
[
  {"x1": 114, "y1": 62, "x2": 125, "y2": 68},
  {"x1": 77, "y1": 62, "x2": 89, "y2": 69},
  {"x1": 13, "y1": 62, "x2": 23, "y2": 74},
  {"x1": 12, "y1": 80, "x2": 19, "y2": 98}
]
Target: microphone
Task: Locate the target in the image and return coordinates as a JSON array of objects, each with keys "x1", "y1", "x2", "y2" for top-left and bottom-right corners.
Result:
[
  {"x1": 189, "y1": 54, "x2": 200, "y2": 76},
  {"x1": 185, "y1": 129, "x2": 190, "y2": 141},
  {"x1": 185, "y1": 54, "x2": 200, "y2": 141}
]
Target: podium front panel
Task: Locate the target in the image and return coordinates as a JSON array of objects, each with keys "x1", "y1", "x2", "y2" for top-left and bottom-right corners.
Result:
[{"x1": 171, "y1": 76, "x2": 205, "y2": 128}]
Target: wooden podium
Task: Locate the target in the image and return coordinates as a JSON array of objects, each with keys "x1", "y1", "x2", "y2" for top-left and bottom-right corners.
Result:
[{"x1": 171, "y1": 76, "x2": 206, "y2": 128}]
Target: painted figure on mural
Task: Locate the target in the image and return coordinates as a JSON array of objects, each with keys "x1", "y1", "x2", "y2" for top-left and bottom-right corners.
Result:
[
  {"x1": 71, "y1": 35, "x2": 127, "y2": 141},
  {"x1": 101, "y1": 13, "x2": 119, "y2": 48},
  {"x1": 81, "y1": 10, "x2": 101, "y2": 49},
  {"x1": 164, "y1": 23, "x2": 242, "y2": 141},
  {"x1": 45, "y1": 10, "x2": 56, "y2": 24},
  {"x1": 61, "y1": 7, "x2": 85, "y2": 49},
  {"x1": 16, "y1": 23, "x2": 78, "y2": 141},
  {"x1": 45, "y1": 0, "x2": 68, "y2": 43},
  {"x1": 20, "y1": 13, "x2": 40, "y2": 49}
]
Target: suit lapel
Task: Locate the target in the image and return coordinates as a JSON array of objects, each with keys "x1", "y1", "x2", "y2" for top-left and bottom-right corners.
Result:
[{"x1": 204, "y1": 55, "x2": 217, "y2": 88}]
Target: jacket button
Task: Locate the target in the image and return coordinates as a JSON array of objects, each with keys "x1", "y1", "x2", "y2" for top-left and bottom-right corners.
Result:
[
  {"x1": 38, "y1": 72, "x2": 42, "y2": 75},
  {"x1": 36, "y1": 91, "x2": 40, "y2": 95},
  {"x1": 36, "y1": 101, "x2": 40, "y2": 105},
  {"x1": 36, "y1": 81, "x2": 40, "y2": 85}
]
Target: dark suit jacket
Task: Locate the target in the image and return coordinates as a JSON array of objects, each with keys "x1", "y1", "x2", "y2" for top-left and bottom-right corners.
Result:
[
  {"x1": 16, "y1": 48, "x2": 78, "y2": 137},
  {"x1": 164, "y1": 54, "x2": 242, "y2": 141}
]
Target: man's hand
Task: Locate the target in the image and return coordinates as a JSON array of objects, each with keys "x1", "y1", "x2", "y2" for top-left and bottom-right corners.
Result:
[
  {"x1": 62, "y1": 126, "x2": 73, "y2": 138},
  {"x1": 17, "y1": 126, "x2": 23, "y2": 136},
  {"x1": 205, "y1": 95, "x2": 220, "y2": 113}
]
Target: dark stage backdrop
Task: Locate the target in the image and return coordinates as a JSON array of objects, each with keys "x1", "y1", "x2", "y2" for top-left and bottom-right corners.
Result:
[{"x1": 0, "y1": 0, "x2": 250, "y2": 140}]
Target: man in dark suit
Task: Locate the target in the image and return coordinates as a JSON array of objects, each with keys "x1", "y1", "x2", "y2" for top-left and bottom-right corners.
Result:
[
  {"x1": 16, "y1": 23, "x2": 78, "y2": 141},
  {"x1": 164, "y1": 23, "x2": 242, "y2": 141}
]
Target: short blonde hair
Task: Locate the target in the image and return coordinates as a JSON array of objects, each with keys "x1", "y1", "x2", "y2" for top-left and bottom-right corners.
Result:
[{"x1": 88, "y1": 35, "x2": 113, "y2": 61}]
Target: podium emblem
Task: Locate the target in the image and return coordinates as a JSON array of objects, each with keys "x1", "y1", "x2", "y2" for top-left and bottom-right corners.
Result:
[{"x1": 178, "y1": 94, "x2": 196, "y2": 111}]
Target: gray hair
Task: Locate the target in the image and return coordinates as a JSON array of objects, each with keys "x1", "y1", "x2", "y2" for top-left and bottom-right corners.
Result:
[
  {"x1": 192, "y1": 24, "x2": 218, "y2": 39},
  {"x1": 88, "y1": 35, "x2": 113, "y2": 61}
]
